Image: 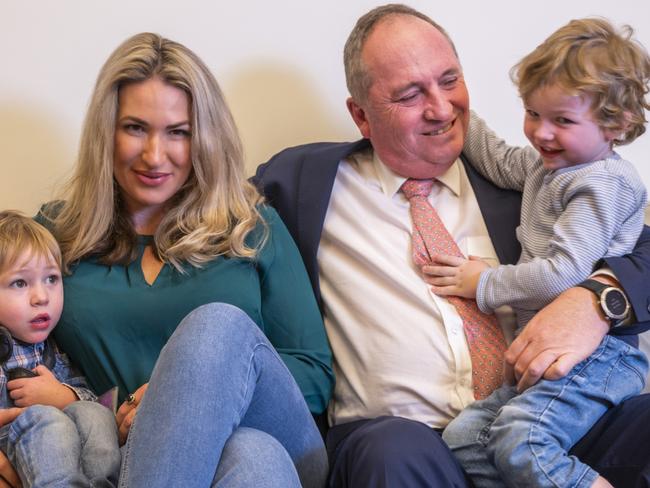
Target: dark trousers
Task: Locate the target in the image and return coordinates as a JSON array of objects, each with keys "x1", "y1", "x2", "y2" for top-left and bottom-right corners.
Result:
[
  {"x1": 326, "y1": 394, "x2": 650, "y2": 488},
  {"x1": 571, "y1": 394, "x2": 650, "y2": 488},
  {"x1": 326, "y1": 416, "x2": 472, "y2": 487}
]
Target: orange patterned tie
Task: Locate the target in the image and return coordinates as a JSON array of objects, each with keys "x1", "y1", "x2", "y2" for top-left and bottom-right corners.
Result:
[{"x1": 401, "y1": 178, "x2": 506, "y2": 399}]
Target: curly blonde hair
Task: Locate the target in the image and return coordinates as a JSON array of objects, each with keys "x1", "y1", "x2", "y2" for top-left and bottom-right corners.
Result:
[
  {"x1": 44, "y1": 33, "x2": 265, "y2": 272},
  {"x1": 512, "y1": 17, "x2": 650, "y2": 145}
]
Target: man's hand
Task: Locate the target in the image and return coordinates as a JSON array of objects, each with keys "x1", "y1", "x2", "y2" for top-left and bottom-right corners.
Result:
[
  {"x1": 422, "y1": 254, "x2": 489, "y2": 299},
  {"x1": 506, "y1": 283, "x2": 609, "y2": 391},
  {"x1": 116, "y1": 383, "x2": 148, "y2": 445},
  {"x1": 7, "y1": 366, "x2": 77, "y2": 409}
]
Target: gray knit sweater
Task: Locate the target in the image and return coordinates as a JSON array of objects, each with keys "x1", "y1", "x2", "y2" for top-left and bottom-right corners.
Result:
[{"x1": 465, "y1": 111, "x2": 647, "y2": 327}]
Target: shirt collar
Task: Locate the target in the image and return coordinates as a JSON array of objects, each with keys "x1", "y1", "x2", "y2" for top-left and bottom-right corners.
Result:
[{"x1": 371, "y1": 151, "x2": 463, "y2": 199}]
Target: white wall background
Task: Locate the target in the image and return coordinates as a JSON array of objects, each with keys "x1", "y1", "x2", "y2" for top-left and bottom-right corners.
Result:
[
  {"x1": 2, "y1": 1, "x2": 649, "y2": 215},
  {"x1": 3, "y1": 2, "x2": 650, "y2": 374}
]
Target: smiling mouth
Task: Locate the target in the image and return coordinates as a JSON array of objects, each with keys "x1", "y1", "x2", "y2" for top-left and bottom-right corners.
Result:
[
  {"x1": 423, "y1": 121, "x2": 454, "y2": 136},
  {"x1": 134, "y1": 170, "x2": 172, "y2": 186},
  {"x1": 136, "y1": 171, "x2": 169, "y2": 179},
  {"x1": 539, "y1": 146, "x2": 562, "y2": 156}
]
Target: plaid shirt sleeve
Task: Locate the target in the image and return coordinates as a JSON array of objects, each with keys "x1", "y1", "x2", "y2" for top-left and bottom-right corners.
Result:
[
  {"x1": 4, "y1": 339, "x2": 97, "y2": 403},
  {"x1": 50, "y1": 346, "x2": 97, "y2": 402}
]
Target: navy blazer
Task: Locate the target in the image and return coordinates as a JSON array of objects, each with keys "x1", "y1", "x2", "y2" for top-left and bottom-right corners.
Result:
[{"x1": 254, "y1": 139, "x2": 650, "y2": 335}]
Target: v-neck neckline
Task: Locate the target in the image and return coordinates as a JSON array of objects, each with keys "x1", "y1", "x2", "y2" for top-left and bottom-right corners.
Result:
[{"x1": 136, "y1": 235, "x2": 163, "y2": 286}]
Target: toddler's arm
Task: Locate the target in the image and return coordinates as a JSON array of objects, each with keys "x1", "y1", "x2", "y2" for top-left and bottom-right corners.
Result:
[
  {"x1": 463, "y1": 110, "x2": 539, "y2": 191},
  {"x1": 6, "y1": 346, "x2": 96, "y2": 410},
  {"x1": 478, "y1": 170, "x2": 645, "y2": 313}
]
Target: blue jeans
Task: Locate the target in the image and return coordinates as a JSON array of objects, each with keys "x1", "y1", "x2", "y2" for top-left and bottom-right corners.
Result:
[
  {"x1": 3, "y1": 401, "x2": 120, "y2": 488},
  {"x1": 118, "y1": 303, "x2": 327, "y2": 488},
  {"x1": 443, "y1": 335, "x2": 648, "y2": 488}
]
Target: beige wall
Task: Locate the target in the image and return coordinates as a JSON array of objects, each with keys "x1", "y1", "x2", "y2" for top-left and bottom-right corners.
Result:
[
  {"x1": 3, "y1": 1, "x2": 650, "y2": 388},
  {"x1": 2, "y1": 0, "x2": 650, "y2": 216}
]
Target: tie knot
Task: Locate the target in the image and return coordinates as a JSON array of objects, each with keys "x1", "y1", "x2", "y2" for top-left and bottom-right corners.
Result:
[{"x1": 401, "y1": 178, "x2": 434, "y2": 200}]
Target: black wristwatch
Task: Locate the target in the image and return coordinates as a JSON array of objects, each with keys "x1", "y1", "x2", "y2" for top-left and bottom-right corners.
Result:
[{"x1": 577, "y1": 279, "x2": 631, "y2": 328}]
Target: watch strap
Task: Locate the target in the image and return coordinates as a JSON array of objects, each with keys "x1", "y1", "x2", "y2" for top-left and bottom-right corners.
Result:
[
  {"x1": 577, "y1": 278, "x2": 609, "y2": 296},
  {"x1": 577, "y1": 279, "x2": 630, "y2": 327}
]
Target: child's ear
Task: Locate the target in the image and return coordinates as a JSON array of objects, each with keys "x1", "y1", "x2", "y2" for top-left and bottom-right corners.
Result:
[
  {"x1": 604, "y1": 112, "x2": 632, "y2": 143},
  {"x1": 603, "y1": 128, "x2": 624, "y2": 143}
]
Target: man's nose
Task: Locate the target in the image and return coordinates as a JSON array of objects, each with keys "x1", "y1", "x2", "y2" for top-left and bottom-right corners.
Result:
[{"x1": 423, "y1": 92, "x2": 453, "y2": 121}]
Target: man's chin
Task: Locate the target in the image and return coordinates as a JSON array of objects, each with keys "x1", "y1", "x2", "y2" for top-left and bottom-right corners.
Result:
[{"x1": 399, "y1": 160, "x2": 456, "y2": 179}]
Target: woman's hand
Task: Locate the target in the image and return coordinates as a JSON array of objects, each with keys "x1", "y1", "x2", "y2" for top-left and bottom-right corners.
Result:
[
  {"x1": 0, "y1": 442, "x2": 21, "y2": 487},
  {"x1": 7, "y1": 366, "x2": 77, "y2": 409},
  {"x1": 0, "y1": 408, "x2": 23, "y2": 427},
  {"x1": 116, "y1": 383, "x2": 148, "y2": 445}
]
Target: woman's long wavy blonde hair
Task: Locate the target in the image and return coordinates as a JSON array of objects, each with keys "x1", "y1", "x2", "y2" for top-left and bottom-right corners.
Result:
[{"x1": 46, "y1": 32, "x2": 265, "y2": 272}]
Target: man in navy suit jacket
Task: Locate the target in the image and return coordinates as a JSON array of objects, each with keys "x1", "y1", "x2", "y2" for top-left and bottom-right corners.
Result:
[{"x1": 255, "y1": 4, "x2": 650, "y2": 487}]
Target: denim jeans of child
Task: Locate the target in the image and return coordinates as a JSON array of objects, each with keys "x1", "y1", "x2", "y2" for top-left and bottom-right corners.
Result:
[
  {"x1": 4, "y1": 401, "x2": 120, "y2": 487},
  {"x1": 443, "y1": 335, "x2": 648, "y2": 488},
  {"x1": 118, "y1": 303, "x2": 328, "y2": 488}
]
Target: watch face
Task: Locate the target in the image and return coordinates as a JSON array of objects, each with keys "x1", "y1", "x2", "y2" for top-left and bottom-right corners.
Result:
[{"x1": 604, "y1": 289, "x2": 628, "y2": 318}]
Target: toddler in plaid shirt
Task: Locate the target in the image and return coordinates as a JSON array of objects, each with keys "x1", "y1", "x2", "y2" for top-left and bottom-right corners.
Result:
[{"x1": 0, "y1": 210, "x2": 120, "y2": 487}]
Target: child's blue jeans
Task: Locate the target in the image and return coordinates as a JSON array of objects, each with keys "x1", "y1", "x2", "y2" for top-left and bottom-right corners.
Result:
[
  {"x1": 443, "y1": 335, "x2": 648, "y2": 488},
  {"x1": 3, "y1": 401, "x2": 120, "y2": 487}
]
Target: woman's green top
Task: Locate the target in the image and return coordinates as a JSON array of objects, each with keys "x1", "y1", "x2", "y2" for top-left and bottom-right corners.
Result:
[{"x1": 51, "y1": 206, "x2": 333, "y2": 414}]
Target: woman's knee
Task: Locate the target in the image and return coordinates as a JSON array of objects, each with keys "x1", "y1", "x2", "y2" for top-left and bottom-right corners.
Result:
[
  {"x1": 214, "y1": 427, "x2": 300, "y2": 488},
  {"x1": 170, "y1": 302, "x2": 263, "y2": 356}
]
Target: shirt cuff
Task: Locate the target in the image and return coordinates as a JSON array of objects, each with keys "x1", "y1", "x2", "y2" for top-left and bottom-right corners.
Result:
[{"x1": 62, "y1": 384, "x2": 97, "y2": 402}]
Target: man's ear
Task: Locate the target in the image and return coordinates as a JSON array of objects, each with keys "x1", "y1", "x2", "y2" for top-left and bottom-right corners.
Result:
[{"x1": 346, "y1": 97, "x2": 371, "y2": 139}]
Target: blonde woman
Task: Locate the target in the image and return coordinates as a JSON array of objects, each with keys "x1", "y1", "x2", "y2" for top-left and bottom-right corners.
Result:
[{"x1": 0, "y1": 33, "x2": 332, "y2": 488}]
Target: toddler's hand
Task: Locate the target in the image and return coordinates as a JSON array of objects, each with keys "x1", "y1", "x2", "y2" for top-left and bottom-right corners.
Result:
[
  {"x1": 422, "y1": 254, "x2": 489, "y2": 299},
  {"x1": 7, "y1": 365, "x2": 77, "y2": 409}
]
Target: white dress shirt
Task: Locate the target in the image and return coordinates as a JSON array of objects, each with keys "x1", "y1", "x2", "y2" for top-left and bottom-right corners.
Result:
[{"x1": 318, "y1": 148, "x2": 515, "y2": 428}]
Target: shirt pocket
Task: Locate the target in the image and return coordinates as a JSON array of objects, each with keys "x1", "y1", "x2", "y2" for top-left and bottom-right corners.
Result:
[{"x1": 465, "y1": 236, "x2": 499, "y2": 267}]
